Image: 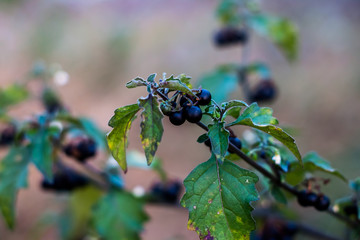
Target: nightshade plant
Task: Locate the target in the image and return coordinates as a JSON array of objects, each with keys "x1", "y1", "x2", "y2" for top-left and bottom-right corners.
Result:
[{"x1": 1, "y1": 0, "x2": 360, "y2": 240}]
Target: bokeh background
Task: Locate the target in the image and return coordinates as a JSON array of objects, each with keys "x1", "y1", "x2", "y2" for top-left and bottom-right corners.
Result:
[{"x1": 1, "y1": 0, "x2": 360, "y2": 239}]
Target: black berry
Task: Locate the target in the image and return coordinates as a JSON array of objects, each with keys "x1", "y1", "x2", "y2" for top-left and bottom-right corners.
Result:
[
  {"x1": 0, "y1": 124, "x2": 16, "y2": 146},
  {"x1": 149, "y1": 181, "x2": 182, "y2": 204},
  {"x1": 250, "y1": 80, "x2": 277, "y2": 103},
  {"x1": 41, "y1": 167, "x2": 89, "y2": 192},
  {"x1": 214, "y1": 27, "x2": 248, "y2": 47},
  {"x1": 184, "y1": 106, "x2": 202, "y2": 123},
  {"x1": 297, "y1": 190, "x2": 317, "y2": 207},
  {"x1": 196, "y1": 89, "x2": 212, "y2": 106},
  {"x1": 63, "y1": 137, "x2": 97, "y2": 162},
  {"x1": 314, "y1": 195, "x2": 330, "y2": 211},
  {"x1": 228, "y1": 137, "x2": 242, "y2": 153},
  {"x1": 169, "y1": 110, "x2": 186, "y2": 126}
]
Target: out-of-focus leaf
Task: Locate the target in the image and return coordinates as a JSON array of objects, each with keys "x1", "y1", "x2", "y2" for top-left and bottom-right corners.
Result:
[
  {"x1": 93, "y1": 191, "x2": 149, "y2": 240},
  {"x1": 216, "y1": 0, "x2": 242, "y2": 25},
  {"x1": 0, "y1": 84, "x2": 28, "y2": 110},
  {"x1": 197, "y1": 65, "x2": 239, "y2": 103},
  {"x1": 181, "y1": 155, "x2": 259, "y2": 239},
  {"x1": 270, "y1": 184, "x2": 287, "y2": 205},
  {"x1": 286, "y1": 152, "x2": 346, "y2": 185},
  {"x1": 249, "y1": 15, "x2": 298, "y2": 61},
  {"x1": 138, "y1": 94, "x2": 164, "y2": 166},
  {"x1": 228, "y1": 103, "x2": 302, "y2": 164},
  {"x1": 28, "y1": 117, "x2": 56, "y2": 180},
  {"x1": 0, "y1": 146, "x2": 30, "y2": 228},
  {"x1": 60, "y1": 186, "x2": 103, "y2": 240},
  {"x1": 107, "y1": 104, "x2": 140, "y2": 171},
  {"x1": 208, "y1": 122, "x2": 230, "y2": 163}
]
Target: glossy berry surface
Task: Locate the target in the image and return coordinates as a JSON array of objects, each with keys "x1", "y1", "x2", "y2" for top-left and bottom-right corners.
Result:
[
  {"x1": 314, "y1": 195, "x2": 330, "y2": 211},
  {"x1": 0, "y1": 125, "x2": 16, "y2": 146},
  {"x1": 63, "y1": 137, "x2": 97, "y2": 162},
  {"x1": 169, "y1": 110, "x2": 186, "y2": 126},
  {"x1": 214, "y1": 28, "x2": 248, "y2": 47},
  {"x1": 250, "y1": 80, "x2": 277, "y2": 103},
  {"x1": 196, "y1": 89, "x2": 212, "y2": 106},
  {"x1": 184, "y1": 106, "x2": 202, "y2": 123},
  {"x1": 297, "y1": 190, "x2": 317, "y2": 207}
]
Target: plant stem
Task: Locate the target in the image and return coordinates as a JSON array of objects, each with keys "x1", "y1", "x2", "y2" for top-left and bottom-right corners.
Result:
[{"x1": 154, "y1": 88, "x2": 360, "y2": 229}]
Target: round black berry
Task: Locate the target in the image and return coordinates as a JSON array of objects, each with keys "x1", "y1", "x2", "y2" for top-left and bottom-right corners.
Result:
[
  {"x1": 250, "y1": 80, "x2": 277, "y2": 103},
  {"x1": 228, "y1": 137, "x2": 242, "y2": 153},
  {"x1": 184, "y1": 106, "x2": 202, "y2": 123},
  {"x1": 41, "y1": 167, "x2": 89, "y2": 192},
  {"x1": 297, "y1": 190, "x2": 317, "y2": 207},
  {"x1": 0, "y1": 124, "x2": 16, "y2": 146},
  {"x1": 214, "y1": 28, "x2": 248, "y2": 47},
  {"x1": 315, "y1": 195, "x2": 330, "y2": 211},
  {"x1": 149, "y1": 181, "x2": 182, "y2": 204},
  {"x1": 169, "y1": 110, "x2": 186, "y2": 126},
  {"x1": 196, "y1": 89, "x2": 212, "y2": 106},
  {"x1": 63, "y1": 137, "x2": 97, "y2": 162}
]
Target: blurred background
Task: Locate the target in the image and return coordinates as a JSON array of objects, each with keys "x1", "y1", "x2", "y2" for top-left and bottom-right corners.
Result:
[{"x1": 0, "y1": 0, "x2": 360, "y2": 239}]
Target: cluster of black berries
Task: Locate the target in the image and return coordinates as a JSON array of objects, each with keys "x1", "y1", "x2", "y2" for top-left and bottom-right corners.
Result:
[
  {"x1": 163, "y1": 89, "x2": 211, "y2": 126},
  {"x1": 214, "y1": 27, "x2": 248, "y2": 47},
  {"x1": 254, "y1": 220, "x2": 298, "y2": 240},
  {"x1": 297, "y1": 190, "x2": 330, "y2": 211},
  {"x1": 250, "y1": 80, "x2": 277, "y2": 103},
  {"x1": 41, "y1": 166, "x2": 89, "y2": 192},
  {"x1": 149, "y1": 180, "x2": 182, "y2": 204},
  {"x1": 63, "y1": 136, "x2": 97, "y2": 162},
  {"x1": 204, "y1": 135, "x2": 242, "y2": 153},
  {"x1": 0, "y1": 124, "x2": 16, "y2": 146}
]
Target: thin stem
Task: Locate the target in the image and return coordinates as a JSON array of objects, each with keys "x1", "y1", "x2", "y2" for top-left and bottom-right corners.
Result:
[{"x1": 154, "y1": 88, "x2": 360, "y2": 229}]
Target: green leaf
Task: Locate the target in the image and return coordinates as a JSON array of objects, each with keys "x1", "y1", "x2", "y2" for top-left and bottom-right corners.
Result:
[
  {"x1": 60, "y1": 186, "x2": 103, "y2": 240},
  {"x1": 350, "y1": 177, "x2": 360, "y2": 193},
  {"x1": 93, "y1": 191, "x2": 149, "y2": 240},
  {"x1": 228, "y1": 103, "x2": 302, "y2": 164},
  {"x1": 285, "y1": 152, "x2": 346, "y2": 185},
  {"x1": 147, "y1": 73, "x2": 156, "y2": 83},
  {"x1": 208, "y1": 122, "x2": 230, "y2": 163},
  {"x1": 107, "y1": 104, "x2": 140, "y2": 171},
  {"x1": 138, "y1": 94, "x2": 164, "y2": 166},
  {"x1": 216, "y1": 0, "x2": 242, "y2": 25},
  {"x1": 0, "y1": 146, "x2": 30, "y2": 228},
  {"x1": 181, "y1": 156, "x2": 259, "y2": 240},
  {"x1": 159, "y1": 76, "x2": 195, "y2": 97},
  {"x1": 270, "y1": 184, "x2": 287, "y2": 205},
  {"x1": 177, "y1": 74, "x2": 192, "y2": 88},
  {"x1": 0, "y1": 84, "x2": 28, "y2": 110},
  {"x1": 78, "y1": 118, "x2": 107, "y2": 149},
  {"x1": 222, "y1": 100, "x2": 248, "y2": 120},
  {"x1": 125, "y1": 77, "x2": 147, "y2": 89},
  {"x1": 198, "y1": 65, "x2": 239, "y2": 103},
  {"x1": 197, "y1": 133, "x2": 209, "y2": 144},
  {"x1": 249, "y1": 15, "x2": 298, "y2": 61},
  {"x1": 28, "y1": 118, "x2": 55, "y2": 180}
]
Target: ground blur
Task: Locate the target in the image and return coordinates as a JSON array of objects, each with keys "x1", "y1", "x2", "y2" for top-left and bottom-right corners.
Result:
[{"x1": 0, "y1": 0, "x2": 360, "y2": 239}]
